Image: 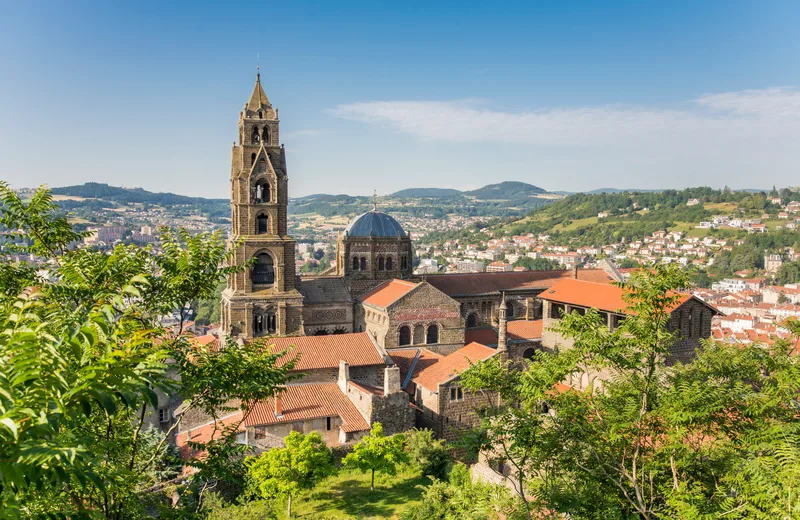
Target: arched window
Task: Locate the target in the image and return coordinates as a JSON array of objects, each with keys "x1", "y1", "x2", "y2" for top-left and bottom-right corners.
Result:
[
  {"x1": 253, "y1": 310, "x2": 276, "y2": 336},
  {"x1": 466, "y1": 313, "x2": 477, "y2": 328},
  {"x1": 386, "y1": 257, "x2": 393, "y2": 270},
  {"x1": 426, "y1": 324, "x2": 439, "y2": 344},
  {"x1": 523, "y1": 348, "x2": 535, "y2": 360},
  {"x1": 413, "y1": 325, "x2": 425, "y2": 345},
  {"x1": 250, "y1": 153, "x2": 256, "y2": 166},
  {"x1": 251, "y1": 127, "x2": 260, "y2": 144},
  {"x1": 257, "y1": 214, "x2": 268, "y2": 234},
  {"x1": 506, "y1": 303, "x2": 515, "y2": 319},
  {"x1": 378, "y1": 256, "x2": 385, "y2": 271},
  {"x1": 352, "y1": 257, "x2": 359, "y2": 271},
  {"x1": 400, "y1": 256, "x2": 407, "y2": 270},
  {"x1": 263, "y1": 126, "x2": 270, "y2": 143},
  {"x1": 360, "y1": 257, "x2": 367, "y2": 271},
  {"x1": 258, "y1": 111, "x2": 263, "y2": 119},
  {"x1": 399, "y1": 326, "x2": 411, "y2": 346},
  {"x1": 254, "y1": 181, "x2": 270, "y2": 202},
  {"x1": 252, "y1": 253, "x2": 275, "y2": 286}
]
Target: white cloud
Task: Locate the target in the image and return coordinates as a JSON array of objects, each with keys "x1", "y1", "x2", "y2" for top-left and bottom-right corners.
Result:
[{"x1": 329, "y1": 88, "x2": 800, "y2": 157}]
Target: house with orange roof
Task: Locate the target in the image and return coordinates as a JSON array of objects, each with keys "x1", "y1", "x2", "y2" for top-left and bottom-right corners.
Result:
[
  {"x1": 389, "y1": 342, "x2": 501, "y2": 442},
  {"x1": 539, "y1": 278, "x2": 721, "y2": 388},
  {"x1": 175, "y1": 332, "x2": 415, "y2": 458}
]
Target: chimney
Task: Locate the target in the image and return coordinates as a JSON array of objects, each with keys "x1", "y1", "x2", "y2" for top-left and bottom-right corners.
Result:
[
  {"x1": 498, "y1": 294, "x2": 508, "y2": 353},
  {"x1": 384, "y1": 366, "x2": 402, "y2": 395},
  {"x1": 572, "y1": 265, "x2": 579, "y2": 279},
  {"x1": 338, "y1": 360, "x2": 350, "y2": 393},
  {"x1": 274, "y1": 396, "x2": 283, "y2": 418}
]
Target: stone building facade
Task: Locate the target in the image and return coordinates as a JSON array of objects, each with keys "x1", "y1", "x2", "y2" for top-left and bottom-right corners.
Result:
[
  {"x1": 357, "y1": 279, "x2": 465, "y2": 355},
  {"x1": 539, "y1": 278, "x2": 720, "y2": 390},
  {"x1": 221, "y1": 73, "x2": 303, "y2": 338}
]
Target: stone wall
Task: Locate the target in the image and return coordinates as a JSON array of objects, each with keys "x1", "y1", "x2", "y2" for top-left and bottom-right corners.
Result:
[
  {"x1": 438, "y1": 379, "x2": 495, "y2": 443},
  {"x1": 380, "y1": 283, "x2": 464, "y2": 350}
]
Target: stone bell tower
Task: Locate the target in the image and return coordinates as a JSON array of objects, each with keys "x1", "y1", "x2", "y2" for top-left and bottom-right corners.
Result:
[{"x1": 220, "y1": 72, "x2": 304, "y2": 339}]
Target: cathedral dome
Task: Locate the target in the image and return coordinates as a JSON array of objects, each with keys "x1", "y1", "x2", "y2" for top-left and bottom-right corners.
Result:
[{"x1": 345, "y1": 210, "x2": 406, "y2": 237}]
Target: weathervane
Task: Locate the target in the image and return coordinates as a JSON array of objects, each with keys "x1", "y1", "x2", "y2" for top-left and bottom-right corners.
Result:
[{"x1": 256, "y1": 52, "x2": 260, "y2": 79}]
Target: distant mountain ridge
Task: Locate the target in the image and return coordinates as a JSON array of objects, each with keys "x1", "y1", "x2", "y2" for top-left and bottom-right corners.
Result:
[
  {"x1": 391, "y1": 181, "x2": 548, "y2": 199},
  {"x1": 51, "y1": 182, "x2": 226, "y2": 204}
]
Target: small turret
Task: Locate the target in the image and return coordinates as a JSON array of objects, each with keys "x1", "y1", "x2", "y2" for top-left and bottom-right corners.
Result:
[{"x1": 498, "y1": 294, "x2": 508, "y2": 354}]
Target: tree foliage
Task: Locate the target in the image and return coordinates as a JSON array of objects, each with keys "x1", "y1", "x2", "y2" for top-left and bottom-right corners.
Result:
[
  {"x1": 462, "y1": 264, "x2": 800, "y2": 519},
  {"x1": 343, "y1": 422, "x2": 408, "y2": 491},
  {"x1": 0, "y1": 183, "x2": 292, "y2": 519},
  {"x1": 246, "y1": 431, "x2": 334, "y2": 517}
]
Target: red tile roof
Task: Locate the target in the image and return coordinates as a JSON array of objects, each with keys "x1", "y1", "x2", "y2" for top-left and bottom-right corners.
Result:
[
  {"x1": 359, "y1": 279, "x2": 419, "y2": 308},
  {"x1": 176, "y1": 411, "x2": 244, "y2": 460},
  {"x1": 424, "y1": 269, "x2": 613, "y2": 297},
  {"x1": 245, "y1": 383, "x2": 369, "y2": 433},
  {"x1": 413, "y1": 342, "x2": 498, "y2": 391},
  {"x1": 465, "y1": 327, "x2": 499, "y2": 345},
  {"x1": 539, "y1": 278, "x2": 698, "y2": 315},
  {"x1": 508, "y1": 319, "x2": 543, "y2": 341},
  {"x1": 255, "y1": 332, "x2": 385, "y2": 371},
  {"x1": 388, "y1": 348, "x2": 443, "y2": 395}
]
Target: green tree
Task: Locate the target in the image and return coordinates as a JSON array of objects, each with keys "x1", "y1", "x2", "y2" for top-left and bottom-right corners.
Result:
[
  {"x1": 513, "y1": 257, "x2": 562, "y2": 271},
  {"x1": 246, "y1": 431, "x2": 335, "y2": 518},
  {"x1": 461, "y1": 265, "x2": 800, "y2": 519},
  {"x1": 776, "y1": 260, "x2": 800, "y2": 285},
  {"x1": 618, "y1": 258, "x2": 640, "y2": 269},
  {"x1": 0, "y1": 183, "x2": 294, "y2": 518},
  {"x1": 401, "y1": 463, "x2": 525, "y2": 520},
  {"x1": 343, "y1": 422, "x2": 408, "y2": 491},
  {"x1": 405, "y1": 428, "x2": 452, "y2": 480}
]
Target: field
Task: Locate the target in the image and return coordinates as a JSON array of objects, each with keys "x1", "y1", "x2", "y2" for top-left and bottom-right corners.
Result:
[{"x1": 209, "y1": 468, "x2": 427, "y2": 520}]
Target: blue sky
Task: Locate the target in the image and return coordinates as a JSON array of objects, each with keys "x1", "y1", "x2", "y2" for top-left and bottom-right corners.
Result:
[{"x1": 1, "y1": 1, "x2": 799, "y2": 198}]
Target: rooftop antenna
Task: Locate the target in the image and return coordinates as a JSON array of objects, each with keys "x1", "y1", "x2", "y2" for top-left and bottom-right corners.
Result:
[{"x1": 373, "y1": 189, "x2": 378, "y2": 211}]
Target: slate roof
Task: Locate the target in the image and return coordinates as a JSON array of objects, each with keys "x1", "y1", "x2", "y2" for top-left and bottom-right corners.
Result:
[
  {"x1": 345, "y1": 210, "x2": 406, "y2": 237},
  {"x1": 359, "y1": 279, "x2": 419, "y2": 308},
  {"x1": 255, "y1": 332, "x2": 386, "y2": 371},
  {"x1": 424, "y1": 269, "x2": 613, "y2": 297},
  {"x1": 245, "y1": 383, "x2": 369, "y2": 433},
  {"x1": 298, "y1": 276, "x2": 352, "y2": 304}
]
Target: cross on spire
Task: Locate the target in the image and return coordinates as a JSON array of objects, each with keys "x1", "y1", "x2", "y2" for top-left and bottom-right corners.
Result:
[
  {"x1": 256, "y1": 52, "x2": 260, "y2": 80},
  {"x1": 372, "y1": 189, "x2": 378, "y2": 211}
]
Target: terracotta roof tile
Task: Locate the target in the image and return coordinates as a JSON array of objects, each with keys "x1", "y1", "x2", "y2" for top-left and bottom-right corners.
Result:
[
  {"x1": 508, "y1": 319, "x2": 543, "y2": 341},
  {"x1": 245, "y1": 383, "x2": 369, "y2": 433},
  {"x1": 253, "y1": 332, "x2": 385, "y2": 372},
  {"x1": 465, "y1": 327, "x2": 499, "y2": 345},
  {"x1": 413, "y1": 342, "x2": 498, "y2": 391},
  {"x1": 388, "y1": 348, "x2": 443, "y2": 394},
  {"x1": 539, "y1": 278, "x2": 713, "y2": 315},
  {"x1": 424, "y1": 269, "x2": 613, "y2": 297},
  {"x1": 359, "y1": 279, "x2": 419, "y2": 308}
]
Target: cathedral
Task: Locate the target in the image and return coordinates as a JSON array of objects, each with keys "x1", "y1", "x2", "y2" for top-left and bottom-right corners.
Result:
[
  {"x1": 176, "y1": 74, "x2": 717, "y2": 453},
  {"x1": 220, "y1": 72, "x2": 623, "y2": 355}
]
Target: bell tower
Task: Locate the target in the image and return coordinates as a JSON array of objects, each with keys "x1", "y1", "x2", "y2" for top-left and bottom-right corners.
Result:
[{"x1": 220, "y1": 72, "x2": 304, "y2": 338}]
